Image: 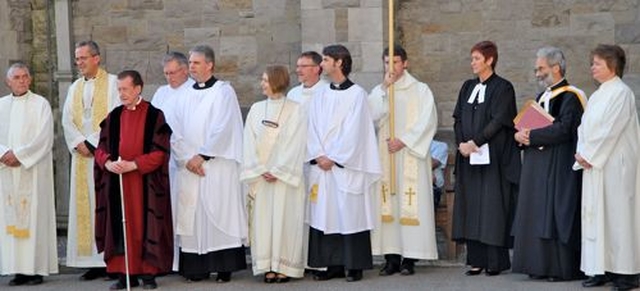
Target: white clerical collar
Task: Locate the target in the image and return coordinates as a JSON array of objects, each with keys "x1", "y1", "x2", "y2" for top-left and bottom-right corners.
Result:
[
  {"x1": 126, "y1": 96, "x2": 143, "y2": 111},
  {"x1": 467, "y1": 82, "x2": 486, "y2": 104},
  {"x1": 538, "y1": 78, "x2": 566, "y2": 112}
]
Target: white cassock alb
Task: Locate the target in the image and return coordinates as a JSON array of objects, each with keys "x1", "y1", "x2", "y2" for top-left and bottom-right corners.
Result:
[
  {"x1": 0, "y1": 91, "x2": 58, "y2": 276},
  {"x1": 306, "y1": 83, "x2": 382, "y2": 234},
  {"x1": 574, "y1": 76, "x2": 640, "y2": 275},
  {"x1": 62, "y1": 70, "x2": 119, "y2": 267},
  {"x1": 368, "y1": 71, "x2": 439, "y2": 260},
  {"x1": 172, "y1": 80, "x2": 247, "y2": 253},
  {"x1": 286, "y1": 78, "x2": 328, "y2": 270},
  {"x1": 287, "y1": 79, "x2": 328, "y2": 109},
  {"x1": 151, "y1": 78, "x2": 194, "y2": 270},
  {"x1": 241, "y1": 98, "x2": 307, "y2": 278}
]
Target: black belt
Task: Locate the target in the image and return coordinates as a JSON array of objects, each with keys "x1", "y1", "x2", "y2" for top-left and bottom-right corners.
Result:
[{"x1": 310, "y1": 159, "x2": 344, "y2": 168}]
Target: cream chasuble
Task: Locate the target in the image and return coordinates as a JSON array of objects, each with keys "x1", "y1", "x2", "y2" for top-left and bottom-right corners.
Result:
[
  {"x1": 0, "y1": 91, "x2": 58, "y2": 275},
  {"x1": 575, "y1": 77, "x2": 640, "y2": 275},
  {"x1": 368, "y1": 71, "x2": 439, "y2": 260},
  {"x1": 62, "y1": 68, "x2": 119, "y2": 267},
  {"x1": 241, "y1": 98, "x2": 307, "y2": 278}
]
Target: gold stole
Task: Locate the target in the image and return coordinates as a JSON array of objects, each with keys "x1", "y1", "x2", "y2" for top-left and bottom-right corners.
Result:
[
  {"x1": 71, "y1": 68, "x2": 109, "y2": 256},
  {"x1": 380, "y1": 83, "x2": 421, "y2": 226},
  {"x1": 4, "y1": 169, "x2": 33, "y2": 238},
  {"x1": 539, "y1": 85, "x2": 587, "y2": 109}
]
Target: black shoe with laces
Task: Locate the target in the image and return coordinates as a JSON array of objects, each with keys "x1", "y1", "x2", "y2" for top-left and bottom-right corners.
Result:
[
  {"x1": 379, "y1": 261, "x2": 400, "y2": 276},
  {"x1": 400, "y1": 260, "x2": 415, "y2": 275},
  {"x1": 215, "y1": 272, "x2": 231, "y2": 283}
]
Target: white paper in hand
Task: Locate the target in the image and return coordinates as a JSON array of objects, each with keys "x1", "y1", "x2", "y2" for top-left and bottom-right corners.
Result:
[{"x1": 470, "y1": 144, "x2": 490, "y2": 165}]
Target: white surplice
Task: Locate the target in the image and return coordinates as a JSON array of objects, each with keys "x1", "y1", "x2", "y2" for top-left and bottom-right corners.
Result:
[
  {"x1": 172, "y1": 80, "x2": 247, "y2": 254},
  {"x1": 367, "y1": 71, "x2": 439, "y2": 260},
  {"x1": 306, "y1": 83, "x2": 382, "y2": 234},
  {"x1": 151, "y1": 78, "x2": 194, "y2": 270},
  {"x1": 241, "y1": 98, "x2": 307, "y2": 278},
  {"x1": 62, "y1": 74, "x2": 119, "y2": 267},
  {"x1": 0, "y1": 92, "x2": 58, "y2": 275},
  {"x1": 575, "y1": 76, "x2": 640, "y2": 275},
  {"x1": 287, "y1": 79, "x2": 328, "y2": 109}
]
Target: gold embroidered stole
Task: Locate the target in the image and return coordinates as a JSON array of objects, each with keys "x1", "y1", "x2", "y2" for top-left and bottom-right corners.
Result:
[
  {"x1": 538, "y1": 85, "x2": 587, "y2": 109},
  {"x1": 71, "y1": 68, "x2": 109, "y2": 255},
  {"x1": 4, "y1": 171, "x2": 33, "y2": 238},
  {"x1": 380, "y1": 81, "x2": 421, "y2": 226}
]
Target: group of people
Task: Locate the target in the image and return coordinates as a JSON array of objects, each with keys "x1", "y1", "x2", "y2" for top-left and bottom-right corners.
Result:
[
  {"x1": 0, "y1": 38, "x2": 638, "y2": 291},
  {"x1": 452, "y1": 41, "x2": 640, "y2": 291}
]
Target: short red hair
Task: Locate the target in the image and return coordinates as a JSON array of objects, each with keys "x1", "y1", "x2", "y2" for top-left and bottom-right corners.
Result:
[{"x1": 471, "y1": 40, "x2": 498, "y2": 70}]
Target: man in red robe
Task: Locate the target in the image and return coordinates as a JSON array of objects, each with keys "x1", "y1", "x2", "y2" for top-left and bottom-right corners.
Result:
[{"x1": 94, "y1": 70, "x2": 173, "y2": 290}]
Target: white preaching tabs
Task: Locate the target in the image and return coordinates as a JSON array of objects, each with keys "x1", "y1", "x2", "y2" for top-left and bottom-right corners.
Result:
[
  {"x1": 470, "y1": 143, "x2": 490, "y2": 165},
  {"x1": 467, "y1": 83, "x2": 486, "y2": 104}
]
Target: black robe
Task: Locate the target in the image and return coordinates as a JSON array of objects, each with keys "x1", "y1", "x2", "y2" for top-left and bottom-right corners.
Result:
[
  {"x1": 511, "y1": 79, "x2": 584, "y2": 279},
  {"x1": 452, "y1": 73, "x2": 521, "y2": 248},
  {"x1": 94, "y1": 103, "x2": 174, "y2": 272}
]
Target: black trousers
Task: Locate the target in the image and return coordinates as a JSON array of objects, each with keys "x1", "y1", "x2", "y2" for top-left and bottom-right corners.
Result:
[{"x1": 466, "y1": 240, "x2": 510, "y2": 272}]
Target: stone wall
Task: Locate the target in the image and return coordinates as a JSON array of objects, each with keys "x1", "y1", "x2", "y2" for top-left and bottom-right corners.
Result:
[
  {"x1": 0, "y1": 1, "x2": 32, "y2": 96},
  {"x1": 70, "y1": 0, "x2": 302, "y2": 108},
  {"x1": 396, "y1": 0, "x2": 640, "y2": 134},
  {"x1": 300, "y1": 0, "x2": 384, "y2": 90}
]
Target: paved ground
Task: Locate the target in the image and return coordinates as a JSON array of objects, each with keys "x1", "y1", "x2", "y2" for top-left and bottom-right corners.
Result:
[
  {"x1": 0, "y1": 234, "x2": 608, "y2": 290},
  {"x1": 0, "y1": 266, "x2": 606, "y2": 290}
]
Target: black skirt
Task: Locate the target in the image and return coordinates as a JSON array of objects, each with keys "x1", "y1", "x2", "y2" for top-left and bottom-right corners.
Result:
[
  {"x1": 307, "y1": 227, "x2": 373, "y2": 270},
  {"x1": 178, "y1": 246, "x2": 247, "y2": 277}
]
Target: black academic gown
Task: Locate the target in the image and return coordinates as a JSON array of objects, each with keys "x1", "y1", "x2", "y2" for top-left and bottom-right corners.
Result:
[
  {"x1": 452, "y1": 73, "x2": 521, "y2": 270},
  {"x1": 511, "y1": 79, "x2": 584, "y2": 280}
]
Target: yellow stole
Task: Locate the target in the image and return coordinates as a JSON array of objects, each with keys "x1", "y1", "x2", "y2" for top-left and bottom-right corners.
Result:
[
  {"x1": 380, "y1": 78, "x2": 421, "y2": 226},
  {"x1": 539, "y1": 85, "x2": 587, "y2": 109},
  {"x1": 71, "y1": 68, "x2": 109, "y2": 256}
]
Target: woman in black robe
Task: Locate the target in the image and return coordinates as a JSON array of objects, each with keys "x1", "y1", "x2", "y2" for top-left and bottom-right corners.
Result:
[{"x1": 452, "y1": 40, "x2": 521, "y2": 276}]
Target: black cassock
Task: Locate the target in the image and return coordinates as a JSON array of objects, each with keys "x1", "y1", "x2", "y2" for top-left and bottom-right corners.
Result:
[
  {"x1": 452, "y1": 73, "x2": 521, "y2": 272},
  {"x1": 511, "y1": 79, "x2": 584, "y2": 280}
]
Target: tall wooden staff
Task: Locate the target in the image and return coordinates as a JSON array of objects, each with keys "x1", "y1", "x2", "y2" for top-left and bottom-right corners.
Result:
[{"x1": 387, "y1": 0, "x2": 397, "y2": 195}]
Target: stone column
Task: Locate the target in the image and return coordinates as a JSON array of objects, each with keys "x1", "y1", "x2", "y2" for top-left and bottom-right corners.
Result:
[{"x1": 53, "y1": 0, "x2": 75, "y2": 228}]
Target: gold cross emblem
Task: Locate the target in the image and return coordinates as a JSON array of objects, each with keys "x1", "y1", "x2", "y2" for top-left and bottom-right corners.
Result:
[{"x1": 405, "y1": 187, "x2": 416, "y2": 206}]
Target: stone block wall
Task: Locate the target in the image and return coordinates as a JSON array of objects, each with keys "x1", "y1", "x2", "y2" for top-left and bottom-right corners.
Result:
[
  {"x1": 70, "y1": 0, "x2": 302, "y2": 109},
  {"x1": 301, "y1": 0, "x2": 384, "y2": 90}
]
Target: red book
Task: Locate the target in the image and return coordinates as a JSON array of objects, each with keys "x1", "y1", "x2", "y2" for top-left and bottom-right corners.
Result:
[{"x1": 513, "y1": 100, "x2": 554, "y2": 131}]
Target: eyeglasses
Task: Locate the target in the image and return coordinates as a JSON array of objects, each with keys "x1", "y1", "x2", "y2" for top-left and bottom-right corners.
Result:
[
  {"x1": 75, "y1": 55, "x2": 97, "y2": 62},
  {"x1": 296, "y1": 64, "x2": 318, "y2": 68}
]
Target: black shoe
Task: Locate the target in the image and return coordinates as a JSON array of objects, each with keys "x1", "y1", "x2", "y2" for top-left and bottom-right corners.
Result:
[
  {"x1": 313, "y1": 268, "x2": 345, "y2": 281},
  {"x1": 547, "y1": 276, "x2": 565, "y2": 282},
  {"x1": 275, "y1": 275, "x2": 290, "y2": 283},
  {"x1": 215, "y1": 272, "x2": 231, "y2": 283},
  {"x1": 142, "y1": 277, "x2": 158, "y2": 289},
  {"x1": 8, "y1": 274, "x2": 31, "y2": 286},
  {"x1": 264, "y1": 272, "x2": 276, "y2": 283},
  {"x1": 79, "y1": 267, "x2": 107, "y2": 281},
  {"x1": 583, "y1": 275, "x2": 610, "y2": 288},
  {"x1": 379, "y1": 262, "x2": 400, "y2": 276},
  {"x1": 465, "y1": 268, "x2": 483, "y2": 276},
  {"x1": 185, "y1": 273, "x2": 209, "y2": 282},
  {"x1": 400, "y1": 259, "x2": 416, "y2": 276},
  {"x1": 109, "y1": 279, "x2": 140, "y2": 290},
  {"x1": 25, "y1": 275, "x2": 43, "y2": 285},
  {"x1": 485, "y1": 270, "x2": 501, "y2": 276},
  {"x1": 529, "y1": 274, "x2": 547, "y2": 280},
  {"x1": 346, "y1": 269, "x2": 363, "y2": 282}
]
